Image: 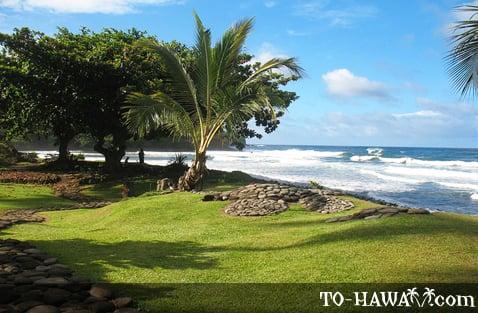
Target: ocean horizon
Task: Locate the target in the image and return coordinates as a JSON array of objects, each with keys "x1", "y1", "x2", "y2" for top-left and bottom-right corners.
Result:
[{"x1": 28, "y1": 144, "x2": 478, "y2": 215}]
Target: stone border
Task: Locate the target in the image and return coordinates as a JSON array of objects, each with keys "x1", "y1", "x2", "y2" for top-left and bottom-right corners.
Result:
[
  {"x1": 0, "y1": 209, "x2": 142, "y2": 313},
  {"x1": 204, "y1": 183, "x2": 354, "y2": 216}
]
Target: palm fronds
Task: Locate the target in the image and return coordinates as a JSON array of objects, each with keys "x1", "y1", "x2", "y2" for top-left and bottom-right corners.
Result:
[{"x1": 446, "y1": 5, "x2": 478, "y2": 97}]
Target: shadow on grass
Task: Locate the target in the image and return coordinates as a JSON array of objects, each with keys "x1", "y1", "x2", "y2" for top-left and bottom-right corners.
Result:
[
  {"x1": 28, "y1": 239, "x2": 220, "y2": 281},
  {"x1": 233, "y1": 214, "x2": 478, "y2": 252},
  {"x1": 0, "y1": 194, "x2": 75, "y2": 210},
  {"x1": 22, "y1": 214, "x2": 478, "y2": 282}
]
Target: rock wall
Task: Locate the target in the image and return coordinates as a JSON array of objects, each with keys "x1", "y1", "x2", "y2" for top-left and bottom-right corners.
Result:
[{"x1": 204, "y1": 183, "x2": 354, "y2": 216}]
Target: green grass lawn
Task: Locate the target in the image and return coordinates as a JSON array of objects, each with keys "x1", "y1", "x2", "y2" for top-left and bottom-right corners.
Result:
[
  {"x1": 0, "y1": 183, "x2": 76, "y2": 213},
  {"x1": 1, "y1": 190, "x2": 477, "y2": 311}
]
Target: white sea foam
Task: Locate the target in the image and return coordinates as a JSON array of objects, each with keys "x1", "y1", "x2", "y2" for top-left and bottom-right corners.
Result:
[
  {"x1": 359, "y1": 169, "x2": 422, "y2": 184},
  {"x1": 349, "y1": 154, "x2": 478, "y2": 169},
  {"x1": 22, "y1": 148, "x2": 478, "y2": 213},
  {"x1": 384, "y1": 167, "x2": 478, "y2": 181},
  {"x1": 438, "y1": 182, "x2": 478, "y2": 192},
  {"x1": 381, "y1": 157, "x2": 478, "y2": 168},
  {"x1": 367, "y1": 147, "x2": 384, "y2": 156},
  {"x1": 350, "y1": 155, "x2": 379, "y2": 162}
]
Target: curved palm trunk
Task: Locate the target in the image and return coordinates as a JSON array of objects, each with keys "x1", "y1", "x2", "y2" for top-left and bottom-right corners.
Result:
[{"x1": 178, "y1": 151, "x2": 206, "y2": 191}]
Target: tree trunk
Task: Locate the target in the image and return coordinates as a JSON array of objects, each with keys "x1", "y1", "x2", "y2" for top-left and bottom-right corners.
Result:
[
  {"x1": 57, "y1": 135, "x2": 72, "y2": 163},
  {"x1": 94, "y1": 139, "x2": 125, "y2": 173},
  {"x1": 178, "y1": 152, "x2": 206, "y2": 191}
]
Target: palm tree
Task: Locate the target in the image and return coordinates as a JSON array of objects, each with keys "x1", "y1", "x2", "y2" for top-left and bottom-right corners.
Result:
[
  {"x1": 124, "y1": 13, "x2": 303, "y2": 190},
  {"x1": 447, "y1": 5, "x2": 478, "y2": 96}
]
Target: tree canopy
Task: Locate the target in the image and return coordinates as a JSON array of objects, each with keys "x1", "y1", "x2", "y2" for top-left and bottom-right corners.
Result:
[
  {"x1": 124, "y1": 14, "x2": 303, "y2": 188},
  {"x1": 1, "y1": 19, "x2": 301, "y2": 174}
]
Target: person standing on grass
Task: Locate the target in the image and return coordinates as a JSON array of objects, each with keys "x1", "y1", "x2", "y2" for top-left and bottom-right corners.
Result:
[{"x1": 138, "y1": 148, "x2": 145, "y2": 164}]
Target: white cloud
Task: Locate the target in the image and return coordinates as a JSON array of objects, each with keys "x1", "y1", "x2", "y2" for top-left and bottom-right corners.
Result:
[
  {"x1": 322, "y1": 68, "x2": 391, "y2": 100},
  {"x1": 251, "y1": 42, "x2": 296, "y2": 76},
  {"x1": 286, "y1": 29, "x2": 311, "y2": 36},
  {"x1": 308, "y1": 98, "x2": 478, "y2": 147},
  {"x1": 252, "y1": 42, "x2": 288, "y2": 64},
  {"x1": 0, "y1": 0, "x2": 183, "y2": 14},
  {"x1": 393, "y1": 110, "x2": 444, "y2": 119},
  {"x1": 264, "y1": 1, "x2": 276, "y2": 8},
  {"x1": 295, "y1": 1, "x2": 377, "y2": 27}
]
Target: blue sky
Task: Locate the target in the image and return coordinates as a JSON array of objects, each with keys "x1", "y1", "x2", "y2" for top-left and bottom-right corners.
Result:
[{"x1": 0, "y1": 0, "x2": 477, "y2": 148}]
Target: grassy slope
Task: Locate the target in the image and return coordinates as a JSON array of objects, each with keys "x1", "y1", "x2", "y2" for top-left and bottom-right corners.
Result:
[
  {"x1": 0, "y1": 183, "x2": 76, "y2": 213},
  {"x1": 1, "y1": 193, "x2": 476, "y2": 284},
  {"x1": 1, "y1": 168, "x2": 477, "y2": 312}
]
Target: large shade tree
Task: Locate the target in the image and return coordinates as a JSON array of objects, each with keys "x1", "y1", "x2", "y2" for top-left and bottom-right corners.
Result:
[
  {"x1": 124, "y1": 14, "x2": 303, "y2": 190},
  {"x1": 0, "y1": 28, "x2": 91, "y2": 162},
  {"x1": 447, "y1": 5, "x2": 478, "y2": 96},
  {"x1": 0, "y1": 27, "x2": 175, "y2": 170}
]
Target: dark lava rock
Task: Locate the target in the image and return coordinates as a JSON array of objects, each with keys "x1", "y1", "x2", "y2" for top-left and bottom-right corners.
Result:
[
  {"x1": 43, "y1": 288, "x2": 71, "y2": 305},
  {"x1": 112, "y1": 297, "x2": 132, "y2": 309},
  {"x1": 26, "y1": 305, "x2": 59, "y2": 313},
  {"x1": 34, "y1": 277, "x2": 69, "y2": 287},
  {"x1": 14, "y1": 301, "x2": 43, "y2": 312},
  {"x1": 89, "y1": 285, "x2": 112, "y2": 299},
  {"x1": 90, "y1": 301, "x2": 115, "y2": 313}
]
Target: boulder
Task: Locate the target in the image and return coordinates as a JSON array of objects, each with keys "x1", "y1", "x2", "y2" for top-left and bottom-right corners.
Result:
[
  {"x1": 26, "y1": 305, "x2": 59, "y2": 313},
  {"x1": 89, "y1": 285, "x2": 112, "y2": 299},
  {"x1": 89, "y1": 301, "x2": 115, "y2": 313},
  {"x1": 112, "y1": 297, "x2": 132, "y2": 309},
  {"x1": 14, "y1": 301, "x2": 43, "y2": 312},
  {"x1": 34, "y1": 277, "x2": 69, "y2": 287},
  {"x1": 43, "y1": 288, "x2": 71, "y2": 305}
]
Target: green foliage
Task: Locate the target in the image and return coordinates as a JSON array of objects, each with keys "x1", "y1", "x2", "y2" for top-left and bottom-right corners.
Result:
[
  {"x1": 167, "y1": 153, "x2": 188, "y2": 172},
  {"x1": 125, "y1": 14, "x2": 303, "y2": 147},
  {"x1": 309, "y1": 180, "x2": 323, "y2": 189},
  {"x1": 446, "y1": 5, "x2": 478, "y2": 97},
  {"x1": 0, "y1": 27, "x2": 188, "y2": 169},
  {"x1": 0, "y1": 141, "x2": 18, "y2": 165},
  {"x1": 124, "y1": 14, "x2": 303, "y2": 188}
]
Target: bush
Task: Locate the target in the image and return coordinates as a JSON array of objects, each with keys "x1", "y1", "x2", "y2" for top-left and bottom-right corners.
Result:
[
  {"x1": 0, "y1": 141, "x2": 19, "y2": 165},
  {"x1": 0, "y1": 171, "x2": 61, "y2": 184},
  {"x1": 168, "y1": 153, "x2": 188, "y2": 167},
  {"x1": 18, "y1": 152, "x2": 38, "y2": 163},
  {"x1": 309, "y1": 180, "x2": 323, "y2": 189}
]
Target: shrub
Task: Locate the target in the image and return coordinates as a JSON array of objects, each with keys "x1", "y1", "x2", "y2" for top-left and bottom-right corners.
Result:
[
  {"x1": 0, "y1": 141, "x2": 19, "y2": 165},
  {"x1": 18, "y1": 152, "x2": 38, "y2": 163},
  {"x1": 168, "y1": 153, "x2": 188, "y2": 167},
  {"x1": 309, "y1": 180, "x2": 323, "y2": 189}
]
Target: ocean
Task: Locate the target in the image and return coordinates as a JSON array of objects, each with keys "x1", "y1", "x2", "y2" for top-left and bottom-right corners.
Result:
[{"x1": 32, "y1": 145, "x2": 478, "y2": 215}]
